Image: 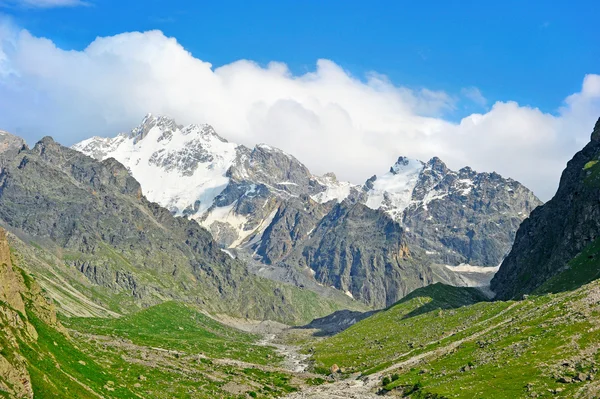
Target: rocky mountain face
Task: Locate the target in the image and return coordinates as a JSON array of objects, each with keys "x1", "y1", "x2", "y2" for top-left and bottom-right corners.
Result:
[
  {"x1": 398, "y1": 157, "x2": 540, "y2": 266},
  {"x1": 0, "y1": 228, "x2": 62, "y2": 399},
  {"x1": 0, "y1": 132, "x2": 360, "y2": 324},
  {"x1": 492, "y1": 118, "x2": 600, "y2": 299},
  {"x1": 281, "y1": 202, "x2": 434, "y2": 307},
  {"x1": 74, "y1": 115, "x2": 540, "y2": 307},
  {"x1": 74, "y1": 114, "x2": 356, "y2": 249}
]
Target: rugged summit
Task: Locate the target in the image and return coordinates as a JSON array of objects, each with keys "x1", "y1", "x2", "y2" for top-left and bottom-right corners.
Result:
[
  {"x1": 74, "y1": 115, "x2": 540, "y2": 305},
  {"x1": 361, "y1": 156, "x2": 541, "y2": 266},
  {"x1": 492, "y1": 117, "x2": 600, "y2": 299},
  {"x1": 74, "y1": 115, "x2": 358, "y2": 248},
  {"x1": 0, "y1": 130, "x2": 25, "y2": 156}
]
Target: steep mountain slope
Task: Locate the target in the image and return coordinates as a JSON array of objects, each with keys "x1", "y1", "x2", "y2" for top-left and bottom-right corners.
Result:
[
  {"x1": 0, "y1": 132, "x2": 360, "y2": 324},
  {"x1": 398, "y1": 157, "x2": 540, "y2": 266},
  {"x1": 492, "y1": 118, "x2": 600, "y2": 299},
  {"x1": 281, "y1": 202, "x2": 434, "y2": 308}
]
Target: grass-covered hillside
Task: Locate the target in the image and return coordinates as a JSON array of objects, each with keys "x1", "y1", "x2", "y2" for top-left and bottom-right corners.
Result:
[{"x1": 309, "y1": 273, "x2": 600, "y2": 398}]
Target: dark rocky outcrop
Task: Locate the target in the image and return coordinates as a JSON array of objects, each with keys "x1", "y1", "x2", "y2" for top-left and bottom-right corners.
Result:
[{"x1": 492, "y1": 118, "x2": 600, "y2": 299}]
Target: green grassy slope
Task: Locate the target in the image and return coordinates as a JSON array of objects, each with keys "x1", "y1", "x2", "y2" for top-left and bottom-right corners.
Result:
[
  {"x1": 310, "y1": 280, "x2": 600, "y2": 398},
  {"x1": 65, "y1": 301, "x2": 279, "y2": 365},
  {"x1": 310, "y1": 284, "x2": 494, "y2": 374},
  {"x1": 18, "y1": 304, "x2": 304, "y2": 399},
  {"x1": 20, "y1": 311, "x2": 139, "y2": 399}
]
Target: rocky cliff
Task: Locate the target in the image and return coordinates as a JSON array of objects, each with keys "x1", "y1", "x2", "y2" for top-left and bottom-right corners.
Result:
[
  {"x1": 281, "y1": 202, "x2": 434, "y2": 307},
  {"x1": 492, "y1": 117, "x2": 600, "y2": 299}
]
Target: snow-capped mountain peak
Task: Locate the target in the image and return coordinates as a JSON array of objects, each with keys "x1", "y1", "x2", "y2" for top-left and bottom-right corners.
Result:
[
  {"x1": 73, "y1": 114, "x2": 361, "y2": 247},
  {"x1": 73, "y1": 115, "x2": 239, "y2": 217}
]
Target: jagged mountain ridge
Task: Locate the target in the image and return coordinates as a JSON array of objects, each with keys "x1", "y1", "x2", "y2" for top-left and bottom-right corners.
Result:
[
  {"x1": 74, "y1": 114, "x2": 541, "y2": 269},
  {"x1": 0, "y1": 131, "x2": 361, "y2": 324}
]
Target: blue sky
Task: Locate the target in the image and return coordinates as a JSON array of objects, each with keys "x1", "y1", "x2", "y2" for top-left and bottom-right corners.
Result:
[
  {"x1": 3, "y1": 0, "x2": 599, "y2": 117},
  {"x1": 0, "y1": 0, "x2": 599, "y2": 200}
]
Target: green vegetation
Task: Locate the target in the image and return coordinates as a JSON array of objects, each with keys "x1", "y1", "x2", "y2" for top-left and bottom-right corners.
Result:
[
  {"x1": 4, "y1": 299, "x2": 312, "y2": 399},
  {"x1": 65, "y1": 301, "x2": 280, "y2": 365},
  {"x1": 21, "y1": 311, "x2": 138, "y2": 399}
]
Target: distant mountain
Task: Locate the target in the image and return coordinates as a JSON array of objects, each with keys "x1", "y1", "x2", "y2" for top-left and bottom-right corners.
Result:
[
  {"x1": 74, "y1": 115, "x2": 541, "y2": 306},
  {"x1": 492, "y1": 117, "x2": 600, "y2": 299}
]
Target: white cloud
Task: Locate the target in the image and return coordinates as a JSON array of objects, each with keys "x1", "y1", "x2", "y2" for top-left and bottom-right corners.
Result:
[
  {"x1": 2, "y1": 0, "x2": 87, "y2": 8},
  {"x1": 0, "y1": 25, "x2": 599, "y2": 201}
]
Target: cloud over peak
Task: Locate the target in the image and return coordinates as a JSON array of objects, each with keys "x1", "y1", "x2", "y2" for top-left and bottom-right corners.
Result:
[{"x1": 0, "y1": 25, "x2": 599, "y2": 200}]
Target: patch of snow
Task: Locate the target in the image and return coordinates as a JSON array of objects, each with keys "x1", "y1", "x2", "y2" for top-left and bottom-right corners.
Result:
[
  {"x1": 240, "y1": 208, "x2": 279, "y2": 249},
  {"x1": 220, "y1": 248, "x2": 235, "y2": 259},
  {"x1": 445, "y1": 264, "x2": 500, "y2": 274},
  {"x1": 364, "y1": 157, "x2": 425, "y2": 219},
  {"x1": 201, "y1": 202, "x2": 251, "y2": 246},
  {"x1": 422, "y1": 189, "x2": 448, "y2": 209},
  {"x1": 344, "y1": 290, "x2": 354, "y2": 299},
  {"x1": 312, "y1": 174, "x2": 357, "y2": 204},
  {"x1": 456, "y1": 178, "x2": 474, "y2": 196}
]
